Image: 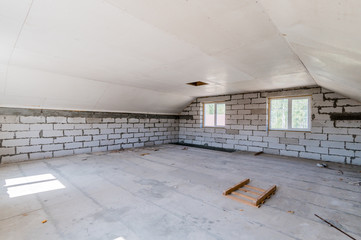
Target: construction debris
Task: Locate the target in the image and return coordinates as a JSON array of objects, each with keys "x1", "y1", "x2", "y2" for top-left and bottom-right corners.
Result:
[
  {"x1": 348, "y1": 181, "x2": 361, "y2": 186},
  {"x1": 316, "y1": 163, "x2": 328, "y2": 168},
  {"x1": 314, "y1": 214, "x2": 356, "y2": 240}
]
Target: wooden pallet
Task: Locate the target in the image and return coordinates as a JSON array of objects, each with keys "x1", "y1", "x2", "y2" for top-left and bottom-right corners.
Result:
[{"x1": 223, "y1": 178, "x2": 276, "y2": 208}]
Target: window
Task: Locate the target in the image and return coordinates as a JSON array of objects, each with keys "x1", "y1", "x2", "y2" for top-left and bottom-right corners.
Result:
[
  {"x1": 204, "y1": 103, "x2": 225, "y2": 127},
  {"x1": 269, "y1": 96, "x2": 311, "y2": 131}
]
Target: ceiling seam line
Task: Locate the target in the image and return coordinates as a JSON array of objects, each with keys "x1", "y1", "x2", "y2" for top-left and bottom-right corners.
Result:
[
  {"x1": 103, "y1": 0, "x2": 256, "y2": 80},
  {"x1": 4, "y1": 0, "x2": 35, "y2": 93},
  {"x1": 92, "y1": 86, "x2": 108, "y2": 110},
  {"x1": 256, "y1": 1, "x2": 317, "y2": 84},
  {"x1": 5, "y1": 63, "x2": 191, "y2": 100}
]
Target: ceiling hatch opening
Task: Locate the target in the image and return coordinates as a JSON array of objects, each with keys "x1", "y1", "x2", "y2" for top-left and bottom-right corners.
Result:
[{"x1": 187, "y1": 81, "x2": 208, "y2": 86}]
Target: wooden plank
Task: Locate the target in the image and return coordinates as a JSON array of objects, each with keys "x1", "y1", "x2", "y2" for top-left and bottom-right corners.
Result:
[
  {"x1": 223, "y1": 179, "x2": 250, "y2": 195},
  {"x1": 237, "y1": 188, "x2": 261, "y2": 195},
  {"x1": 232, "y1": 192, "x2": 257, "y2": 201},
  {"x1": 244, "y1": 185, "x2": 265, "y2": 192},
  {"x1": 225, "y1": 195, "x2": 259, "y2": 208},
  {"x1": 255, "y1": 185, "x2": 277, "y2": 206}
]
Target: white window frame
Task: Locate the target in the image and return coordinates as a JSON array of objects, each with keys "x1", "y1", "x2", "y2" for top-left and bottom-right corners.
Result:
[
  {"x1": 203, "y1": 102, "x2": 225, "y2": 128},
  {"x1": 268, "y1": 96, "x2": 312, "y2": 131}
]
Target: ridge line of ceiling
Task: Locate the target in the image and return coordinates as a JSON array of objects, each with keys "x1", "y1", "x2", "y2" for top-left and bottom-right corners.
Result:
[{"x1": 256, "y1": 1, "x2": 317, "y2": 86}]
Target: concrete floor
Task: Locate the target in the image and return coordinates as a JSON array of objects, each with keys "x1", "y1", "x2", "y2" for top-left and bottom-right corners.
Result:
[{"x1": 0, "y1": 144, "x2": 360, "y2": 240}]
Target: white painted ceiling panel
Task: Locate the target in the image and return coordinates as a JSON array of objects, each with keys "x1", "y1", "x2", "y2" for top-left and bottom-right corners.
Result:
[
  {"x1": 215, "y1": 35, "x2": 306, "y2": 78},
  {"x1": 260, "y1": 0, "x2": 361, "y2": 102},
  {"x1": 106, "y1": 0, "x2": 240, "y2": 55},
  {"x1": 13, "y1": 0, "x2": 198, "y2": 83},
  {"x1": 95, "y1": 85, "x2": 193, "y2": 113},
  {"x1": 0, "y1": 0, "x2": 32, "y2": 64},
  {"x1": 1, "y1": 0, "x2": 359, "y2": 113},
  {"x1": 0, "y1": 64, "x2": 6, "y2": 95}
]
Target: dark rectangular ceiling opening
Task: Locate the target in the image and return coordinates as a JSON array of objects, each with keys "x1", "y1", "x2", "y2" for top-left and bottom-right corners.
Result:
[{"x1": 187, "y1": 81, "x2": 208, "y2": 86}]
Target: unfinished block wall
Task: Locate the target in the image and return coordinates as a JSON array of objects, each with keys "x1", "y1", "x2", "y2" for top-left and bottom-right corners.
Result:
[
  {"x1": 0, "y1": 109, "x2": 178, "y2": 164},
  {"x1": 179, "y1": 87, "x2": 361, "y2": 165},
  {"x1": 1, "y1": 87, "x2": 360, "y2": 165}
]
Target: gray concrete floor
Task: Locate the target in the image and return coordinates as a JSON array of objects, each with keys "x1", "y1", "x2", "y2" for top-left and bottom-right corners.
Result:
[{"x1": 0, "y1": 144, "x2": 360, "y2": 240}]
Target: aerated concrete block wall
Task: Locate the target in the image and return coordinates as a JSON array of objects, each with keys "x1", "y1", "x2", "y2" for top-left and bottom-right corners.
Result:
[
  {"x1": 1, "y1": 87, "x2": 360, "y2": 165},
  {"x1": 179, "y1": 87, "x2": 361, "y2": 165},
  {"x1": 0, "y1": 109, "x2": 178, "y2": 164}
]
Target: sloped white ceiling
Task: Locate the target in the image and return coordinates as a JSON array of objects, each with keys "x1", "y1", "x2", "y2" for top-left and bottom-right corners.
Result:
[
  {"x1": 0, "y1": 0, "x2": 359, "y2": 114},
  {"x1": 260, "y1": 0, "x2": 361, "y2": 102}
]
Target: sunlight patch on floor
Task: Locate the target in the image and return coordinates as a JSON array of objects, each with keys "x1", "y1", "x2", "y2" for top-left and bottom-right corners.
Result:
[{"x1": 4, "y1": 174, "x2": 66, "y2": 198}]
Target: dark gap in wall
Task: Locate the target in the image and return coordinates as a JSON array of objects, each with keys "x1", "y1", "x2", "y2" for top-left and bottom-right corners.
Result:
[
  {"x1": 179, "y1": 115, "x2": 193, "y2": 120},
  {"x1": 0, "y1": 107, "x2": 180, "y2": 119},
  {"x1": 330, "y1": 113, "x2": 361, "y2": 121}
]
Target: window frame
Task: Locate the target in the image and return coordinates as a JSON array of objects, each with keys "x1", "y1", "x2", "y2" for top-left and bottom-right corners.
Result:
[
  {"x1": 268, "y1": 95, "x2": 312, "y2": 132},
  {"x1": 203, "y1": 102, "x2": 226, "y2": 128}
]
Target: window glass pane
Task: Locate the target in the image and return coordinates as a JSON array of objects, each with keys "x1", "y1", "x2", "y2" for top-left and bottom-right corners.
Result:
[
  {"x1": 204, "y1": 103, "x2": 215, "y2": 126},
  {"x1": 270, "y1": 99, "x2": 288, "y2": 129},
  {"x1": 216, "y1": 103, "x2": 225, "y2": 126},
  {"x1": 292, "y1": 98, "x2": 309, "y2": 129}
]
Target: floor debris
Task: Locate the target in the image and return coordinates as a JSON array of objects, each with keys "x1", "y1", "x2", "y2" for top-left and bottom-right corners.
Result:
[
  {"x1": 348, "y1": 181, "x2": 361, "y2": 186},
  {"x1": 314, "y1": 214, "x2": 356, "y2": 240},
  {"x1": 316, "y1": 163, "x2": 328, "y2": 168},
  {"x1": 287, "y1": 211, "x2": 295, "y2": 214},
  {"x1": 140, "y1": 153, "x2": 150, "y2": 156},
  {"x1": 254, "y1": 151, "x2": 263, "y2": 156},
  {"x1": 42, "y1": 220, "x2": 47, "y2": 224},
  {"x1": 182, "y1": 147, "x2": 188, "y2": 150}
]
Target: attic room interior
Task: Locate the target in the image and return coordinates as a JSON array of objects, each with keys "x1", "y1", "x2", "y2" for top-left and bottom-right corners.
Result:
[{"x1": 0, "y1": 0, "x2": 361, "y2": 239}]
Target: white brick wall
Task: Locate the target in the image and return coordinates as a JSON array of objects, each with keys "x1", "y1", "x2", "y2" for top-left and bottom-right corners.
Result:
[
  {"x1": 179, "y1": 87, "x2": 361, "y2": 165},
  {"x1": 20, "y1": 116, "x2": 45, "y2": 124},
  {"x1": 1, "y1": 86, "x2": 360, "y2": 165},
  {"x1": 0, "y1": 113, "x2": 179, "y2": 163}
]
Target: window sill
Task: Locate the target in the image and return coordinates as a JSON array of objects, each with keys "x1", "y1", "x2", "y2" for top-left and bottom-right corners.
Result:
[{"x1": 269, "y1": 129, "x2": 311, "y2": 132}]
